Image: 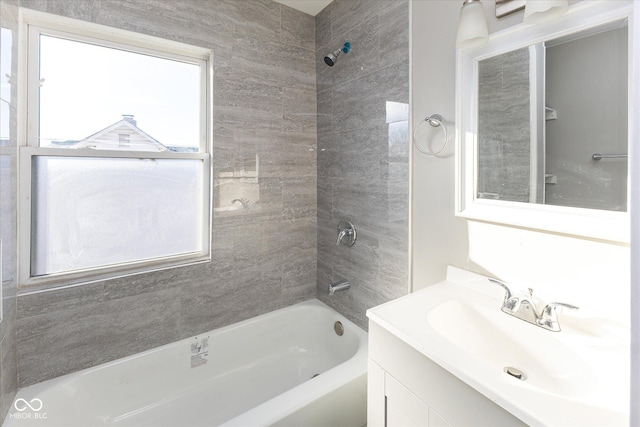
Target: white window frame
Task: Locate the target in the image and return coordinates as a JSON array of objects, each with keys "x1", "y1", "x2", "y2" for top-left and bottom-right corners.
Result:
[{"x1": 17, "y1": 9, "x2": 213, "y2": 289}]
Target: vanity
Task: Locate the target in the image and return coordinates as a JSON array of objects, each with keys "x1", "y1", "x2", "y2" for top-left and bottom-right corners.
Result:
[
  {"x1": 366, "y1": 266, "x2": 629, "y2": 426},
  {"x1": 370, "y1": 1, "x2": 635, "y2": 424}
]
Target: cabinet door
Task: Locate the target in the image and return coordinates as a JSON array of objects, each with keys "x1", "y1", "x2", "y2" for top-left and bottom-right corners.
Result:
[
  {"x1": 386, "y1": 374, "x2": 452, "y2": 427},
  {"x1": 368, "y1": 359, "x2": 386, "y2": 427},
  {"x1": 386, "y1": 374, "x2": 430, "y2": 426}
]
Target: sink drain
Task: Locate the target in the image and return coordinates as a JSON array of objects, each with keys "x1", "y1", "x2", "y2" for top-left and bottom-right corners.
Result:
[
  {"x1": 504, "y1": 366, "x2": 526, "y2": 381},
  {"x1": 334, "y1": 321, "x2": 344, "y2": 336}
]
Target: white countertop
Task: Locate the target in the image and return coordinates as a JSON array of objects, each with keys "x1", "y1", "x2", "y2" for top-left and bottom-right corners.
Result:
[{"x1": 367, "y1": 266, "x2": 630, "y2": 427}]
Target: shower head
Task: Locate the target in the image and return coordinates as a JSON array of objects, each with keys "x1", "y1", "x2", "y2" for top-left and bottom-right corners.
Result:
[
  {"x1": 324, "y1": 42, "x2": 351, "y2": 67},
  {"x1": 324, "y1": 49, "x2": 341, "y2": 66}
]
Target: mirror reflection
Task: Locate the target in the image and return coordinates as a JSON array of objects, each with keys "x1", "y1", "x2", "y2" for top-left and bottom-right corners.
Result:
[{"x1": 477, "y1": 20, "x2": 628, "y2": 212}]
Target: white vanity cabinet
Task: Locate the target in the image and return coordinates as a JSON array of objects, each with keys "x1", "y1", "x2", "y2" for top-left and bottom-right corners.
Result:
[{"x1": 367, "y1": 322, "x2": 526, "y2": 427}]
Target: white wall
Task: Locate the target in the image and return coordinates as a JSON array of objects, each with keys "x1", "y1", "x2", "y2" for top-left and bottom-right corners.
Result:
[{"x1": 410, "y1": 0, "x2": 631, "y2": 326}]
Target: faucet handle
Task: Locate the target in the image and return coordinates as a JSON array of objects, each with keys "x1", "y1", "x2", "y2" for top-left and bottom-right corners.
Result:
[
  {"x1": 336, "y1": 228, "x2": 351, "y2": 245},
  {"x1": 542, "y1": 302, "x2": 579, "y2": 314},
  {"x1": 336, "y1": 220, "x2": 357, "y2": 246},
  {"x1": 488, "y1": 278, "x2": 512, "y2": 301},
  {"x1": 539, "y1": 302, "x2": 579, "y2": 331}
]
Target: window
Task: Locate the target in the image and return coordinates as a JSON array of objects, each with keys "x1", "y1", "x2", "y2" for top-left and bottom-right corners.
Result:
[
  {"x1": 18, "y1": 10, "x2": 212, "y2": 288},
  {"x1": 118, "y1": 134, "x2": 130, "y2": 148}
]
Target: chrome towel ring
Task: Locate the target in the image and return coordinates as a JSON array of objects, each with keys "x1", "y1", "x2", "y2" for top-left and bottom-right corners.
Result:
[{"x1": 413, "y1": 114, "x2": 449, "y2": 156}]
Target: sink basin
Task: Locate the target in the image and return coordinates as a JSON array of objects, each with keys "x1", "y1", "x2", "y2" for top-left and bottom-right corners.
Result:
[
  {"x1": 427, "y1": 299, "x2": 595, "y2": 397},
  {"x1": 366, "y1": 266, "x2": 630, "y2": 427}
]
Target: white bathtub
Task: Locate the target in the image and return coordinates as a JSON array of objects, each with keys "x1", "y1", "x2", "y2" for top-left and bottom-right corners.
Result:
[{"x1": 4, "y1": 299, "x2": 368, "y2": 427}]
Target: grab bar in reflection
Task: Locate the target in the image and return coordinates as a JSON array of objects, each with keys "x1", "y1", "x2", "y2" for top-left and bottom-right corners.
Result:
[{"x1": 592, "y1": 153, "x2": 628, "y2": 161}]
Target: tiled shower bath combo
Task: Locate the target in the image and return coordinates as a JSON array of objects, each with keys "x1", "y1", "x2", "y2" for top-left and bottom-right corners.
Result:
[{"x1": 0, "y1": 0, "x2": 409, "y2": 423}]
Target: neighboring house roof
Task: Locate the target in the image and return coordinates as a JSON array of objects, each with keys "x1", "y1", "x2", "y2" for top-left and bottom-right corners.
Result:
[
  {"x1": 50, "y1": 115, "x2": 197, "y2": 152},
  {"x1": 59, "y1": 115, "x2": 169, "y2": 152}
]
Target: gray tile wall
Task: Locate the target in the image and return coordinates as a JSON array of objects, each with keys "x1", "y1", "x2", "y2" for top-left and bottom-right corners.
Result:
[
  {"x1": 3, "y1": 0, "x2": 317, "y2": 391},
  {"x1": 315, "y1": 0, "x2": 409, "y2": 330},
  {"x1": 1, "y1": 0, "x2": 20, "y2": 419},
  {"x1": 477, "y1": 47, "x2": 531, "y2": 202}
]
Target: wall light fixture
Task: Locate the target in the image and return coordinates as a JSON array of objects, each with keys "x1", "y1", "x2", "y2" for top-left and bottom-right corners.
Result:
[
  {"x1": 523, "y1": 0, "x2": 569, "y2": 24},
  {"x1": 456, "y1": 0, "x2": 489, "y2": 49}
]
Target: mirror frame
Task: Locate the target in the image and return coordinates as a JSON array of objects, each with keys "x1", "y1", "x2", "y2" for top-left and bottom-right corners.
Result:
[{"x1": 455, "y1": 1, "x2": 635, "y2": 243}]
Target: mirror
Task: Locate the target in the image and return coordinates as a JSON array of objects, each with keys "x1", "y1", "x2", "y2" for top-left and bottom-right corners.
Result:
[
  {"x1": 456, "y1": 1, "x2": 633, "y2": 242},
  {"x1": 477, "y1": 22, "x2": 628, "y2": 211}
]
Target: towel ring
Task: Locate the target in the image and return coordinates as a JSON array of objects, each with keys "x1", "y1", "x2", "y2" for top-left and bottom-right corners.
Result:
[{"x1": 413, "y1": 114, "x2": 448, "y2": 156}]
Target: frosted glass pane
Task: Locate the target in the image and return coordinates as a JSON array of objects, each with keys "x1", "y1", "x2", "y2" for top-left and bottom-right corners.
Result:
[{"x1": 31, "y1": 156, "x2": 204, "y2": 276}]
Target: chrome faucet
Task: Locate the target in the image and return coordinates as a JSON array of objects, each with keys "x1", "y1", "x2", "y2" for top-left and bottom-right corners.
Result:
[
  {"x1": 328, "y1": 279, "x2": 351, "y2": 296},
  {"x1": 489, "y1": 278, "x2": 578, "y2": 332}
]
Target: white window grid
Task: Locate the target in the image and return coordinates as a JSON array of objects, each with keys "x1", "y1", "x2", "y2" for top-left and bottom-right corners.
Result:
[{"x1": 17, "y1": 9, "x2": 213, "y2": 289}]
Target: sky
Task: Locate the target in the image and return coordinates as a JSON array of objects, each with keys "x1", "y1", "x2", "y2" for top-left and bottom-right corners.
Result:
[{"x1": 39, "y1": 35, "x2": 201, "y2": 148}]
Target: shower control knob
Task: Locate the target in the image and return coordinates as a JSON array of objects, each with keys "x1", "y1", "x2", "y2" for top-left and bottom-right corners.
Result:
[{"x1": 336, "y1": 220, "x2": 356, "y2": 247}]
